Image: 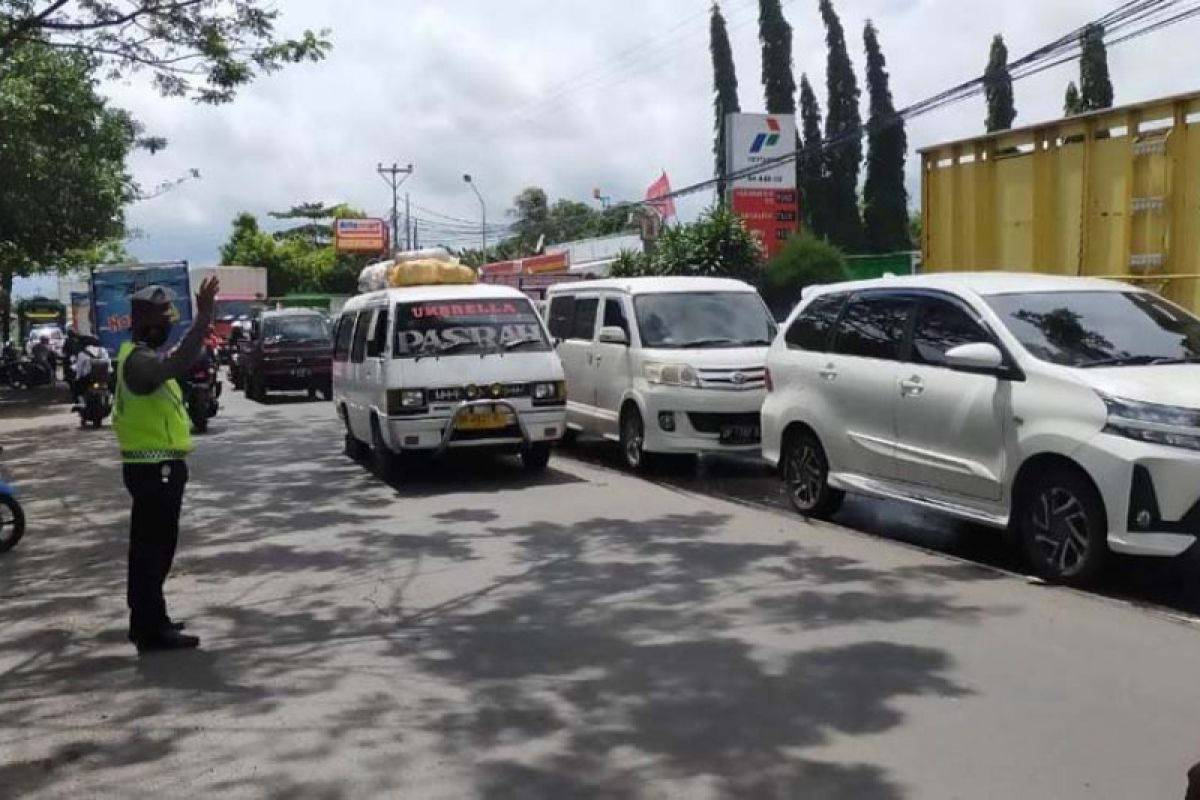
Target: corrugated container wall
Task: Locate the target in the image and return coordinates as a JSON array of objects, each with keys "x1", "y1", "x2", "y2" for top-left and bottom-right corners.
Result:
[{"x1": 921, "y1": 91, "x2": 1200, "y2": 314}]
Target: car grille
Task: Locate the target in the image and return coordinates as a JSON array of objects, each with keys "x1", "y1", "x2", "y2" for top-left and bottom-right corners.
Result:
[
  {"x1": 687, "y1": 412, "x2": 761, "y2": 434},
  {"x1": 697, "y1": 366, "x2": 767, "y2": 391}
]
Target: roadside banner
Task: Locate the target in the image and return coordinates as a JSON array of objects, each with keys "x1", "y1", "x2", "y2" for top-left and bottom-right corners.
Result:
[
  {"x1": 335, "y1": 218, "x2": 390, "y2": 254},
  {"x1": 91, "y1": 262, "x2": 192, "y2": 353}
]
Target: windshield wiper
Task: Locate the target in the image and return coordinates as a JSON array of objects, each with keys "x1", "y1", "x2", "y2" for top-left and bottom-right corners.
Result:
[
  {"x1": 674, "y1": 337, "x2": 742, "y2": 349},
  {"x1": 1080, "y1": 354, "x2": 1198, "y2": 368},
  {"x1": 504, "y1": 337, "x2": 545, "y2": 351}
]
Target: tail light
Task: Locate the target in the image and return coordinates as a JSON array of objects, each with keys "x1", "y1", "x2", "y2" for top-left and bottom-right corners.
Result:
[{"x1": 765, "y1": 367, "x2": 774, "y2": 393}]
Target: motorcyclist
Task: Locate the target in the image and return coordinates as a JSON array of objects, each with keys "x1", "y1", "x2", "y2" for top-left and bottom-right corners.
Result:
[
  {"x1": 63, "y1": 328, "x2": 82, "y2": 395},
  {"x1": 29, "y1": 336, "x2": 54, "y2": 384}
]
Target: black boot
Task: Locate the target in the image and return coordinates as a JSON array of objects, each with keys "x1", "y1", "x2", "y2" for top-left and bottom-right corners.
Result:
[{"x1": 134, "y1": 629, "x2": 200, "y2": 653}]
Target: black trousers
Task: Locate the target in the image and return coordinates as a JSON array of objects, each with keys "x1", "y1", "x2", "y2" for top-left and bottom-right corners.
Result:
[{"x1": 123, "y1": 460, "x2": 188, "y2": 639}]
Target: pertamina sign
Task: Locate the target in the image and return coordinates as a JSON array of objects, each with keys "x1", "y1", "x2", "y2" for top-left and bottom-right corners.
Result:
[
  {"x1": 334, "y1": 218, "x2": 389, "y2": 254},
  {"x1": 724, "y1": 113, "x2": 800, "y2": 258}
]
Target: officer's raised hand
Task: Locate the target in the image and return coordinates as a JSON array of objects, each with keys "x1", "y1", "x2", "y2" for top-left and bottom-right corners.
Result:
[{"x1": 196, "y1": 277, "x2": 220, "y2": 317}]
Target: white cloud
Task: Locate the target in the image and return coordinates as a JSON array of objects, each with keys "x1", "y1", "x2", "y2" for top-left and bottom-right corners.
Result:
[{"x1": 103, "y1": 0, "x2": 1200, "y2": 266}]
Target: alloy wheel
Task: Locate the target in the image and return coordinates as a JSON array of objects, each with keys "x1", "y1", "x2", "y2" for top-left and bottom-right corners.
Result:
[
  {"x1": 1029, "y1": 486, "x2": 1091, "y2": 577},
  {"x1": 786, "y1": 443, "x2": 825, "y2": 512},
  {"x1": 622, "y1": 413, "x2": 644, "y2": 469}
]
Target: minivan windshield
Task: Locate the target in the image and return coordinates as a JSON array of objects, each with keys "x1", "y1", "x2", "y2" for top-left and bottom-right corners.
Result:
[
  {"x1": 987, "y1": 290, "x2": 1200, "y2": 368},
  {"x1": 393, "y1": 297, "x2": 549, "y2": 359},
  {"x1": 263, "y1": 315, "x2": 330, "y2": 343},
  {"x1": 216, "y1": 299, "x2": 262, "y2": 322},
  {"x1": 633, "y1": 292, "x2": 777, "y2": 349}
]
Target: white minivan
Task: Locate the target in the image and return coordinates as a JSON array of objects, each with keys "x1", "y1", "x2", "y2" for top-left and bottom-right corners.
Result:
[
  {"x1": 762, "y1": 272, "x2": 1200, "y2": 586},
  {"x1": 333, "y1": 284, "x2": 567, "y2": 476},
  {"x1": 545, "y1": 277, "x2": 777, "y2": 470}
]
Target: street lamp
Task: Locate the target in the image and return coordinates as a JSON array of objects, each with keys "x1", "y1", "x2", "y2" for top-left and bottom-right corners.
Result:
[{"x1": 463, "y1": 174, "x2": 487, "y2": 255}]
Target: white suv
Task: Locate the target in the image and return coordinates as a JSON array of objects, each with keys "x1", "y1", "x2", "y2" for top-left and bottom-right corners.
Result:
[{"x1": 762, "y1": 273, "x2": 1200, "y2": 586}]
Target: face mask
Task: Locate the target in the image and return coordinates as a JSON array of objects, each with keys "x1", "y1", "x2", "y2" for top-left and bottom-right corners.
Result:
[{"x1": 141, "y1": 326, "x2": 169, "y2": 349}]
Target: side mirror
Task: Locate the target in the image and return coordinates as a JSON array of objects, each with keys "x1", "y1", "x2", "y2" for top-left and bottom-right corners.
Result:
[
  {"x1": 598, "y1": 326, "x2": 629, "y2": 346},
  {"x1": 945, "y1": 342, "x2": 1004, "y2": 372}
]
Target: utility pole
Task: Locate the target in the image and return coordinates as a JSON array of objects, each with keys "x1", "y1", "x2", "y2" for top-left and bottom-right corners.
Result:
[
  {"x1": 463, "y1": 174, "x2": 487, "y2": 254},
  {"x1": 405, "y1": 193, "x2": 412, "y2": 250},
  {"x1": 376, "y1": 162, "x2": 413, "y2": 254}
]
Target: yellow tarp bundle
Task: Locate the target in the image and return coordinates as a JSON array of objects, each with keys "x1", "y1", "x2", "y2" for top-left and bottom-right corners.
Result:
[{"x1": 388, "y1": 259, "x2": 477, "y2": 287}]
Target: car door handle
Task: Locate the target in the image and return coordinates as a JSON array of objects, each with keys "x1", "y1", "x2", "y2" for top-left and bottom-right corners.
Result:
[
  {"x1": 900, "y1": 377, "x2": 924, "y2": 396},
  {"x1": 818, "y1": 364, "x2": 838, "y2": 381},
  {"x1": 586, "y1": 353, "x2": 594, "y2": 365}
]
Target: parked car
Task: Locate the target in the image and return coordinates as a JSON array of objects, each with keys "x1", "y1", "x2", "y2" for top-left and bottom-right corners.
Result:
[
  {"x1": 762, "y1": 272, "x2": 1200, "y2": 586},
  {"x1": 241, "y1": 308, "x2": 332, "y2": 402},
  {"x1": 25, "y1": 324, "x2": 64, "y2": 357},
  {"x1": 545, "y1": 277, "x2": 776, "y2": 471},
  {"x1": 333, "y1": 283, "x2": 567, "y2": 477}
]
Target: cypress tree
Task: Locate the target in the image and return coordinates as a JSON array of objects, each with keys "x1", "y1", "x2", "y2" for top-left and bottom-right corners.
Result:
[
  {"x1": 1064, "y1": 81, "x2": 1083, "y2": 116},
  {"x1": 819, "y1": 0, "x2": 863, "y2": 252},
  {"x1": 984, "y1": 34, "x2": 1016, "y2": 133},
  {"x1": 799, "y1": 74, "x2": 827, "y2": 238},
  {"x1": 758, "y1": 0, "x2": 796, "y2": 114},
  {"x1": 862, "y1": 21, "x2": 909, "y2": 254},
  {"x1": 711, "y1": 3, "x2": 741, "y2": 202},
  {"x1": 1079, "y1": 23, "x2": 1113, "y2": 111}
]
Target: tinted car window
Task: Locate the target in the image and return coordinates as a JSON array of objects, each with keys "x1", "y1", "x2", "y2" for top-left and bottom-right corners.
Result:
[
  {"x1": 603, "y1": 297, "x2": 629, "y2": 337},
  {"x1": 547, "y1": 295, "x2": 575, "y2": 339},
  {"x1": 633, "y1": 292, "x2": 776, "y2": 349},
  {"x1": 571, "y1": 298, "x2": 599, "y2": 341},
  {"x1": 350, "y1": 309, "x2": 373, "y2": 364},
  {"x1": 262, "y1": 315, "x2": 329, "y2": 343},
  {"x1": 832, "y1": 294, "x2": 912, "y2": 361},
  {"x1": 786, "y1": 293, "x2": 847, "y2": 351},
  {"x1": 987, "y1": 290, "x2": 1200, "y2": 368},
  {"x1": 911, "y1": 298, "x2": 992, "y2": 366},
  {"x1": 333, "y1": 313, "x2": 355, "y2": 362}
]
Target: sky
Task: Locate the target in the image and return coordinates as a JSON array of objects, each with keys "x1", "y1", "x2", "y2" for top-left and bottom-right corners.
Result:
[{"x1": 17, "y1": 0, "x2": 1200, "y2": 297}]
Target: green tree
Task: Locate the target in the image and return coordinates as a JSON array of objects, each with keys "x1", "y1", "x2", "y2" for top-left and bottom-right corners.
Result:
[
  {"x1": 0, "y1": 41, "x2": 135, "y2": 340},
  {"x1": 984, "y1": 34, "x2": 1016, "y2": 133},
  {"x1": 762, "y1": 232, "x2": 848, "y2": 313},
  {"x1": 0, "y1": 1, "x2": 330, "y2": 104},
  {"x1": 609, "y1": 249, "x2": 651, "y2": 278},
  {"x1": 862, "y1": 21, "x2": 909, "y2": 254},
  {"x1": 711, "y1": 2, "x2": 741, "y2": 202},
  {"x1": 819, "y1": 0, "x2": 864, "y2": 253},
  {"x1": 269, "y1": 202, "x2": 363, "y2": 245},
  {"x1": 1078, "y1": 23, "x2": 1113, "y2": 112},
  {"x1": 1064, "y1": 81, "x2": 1083, "y2": 116},
  {"x1": 643, "y1": 206, "x2": 763, "y2": 281},
  {"x1": 758, "y1": 0, "x2": 795, "y2": 114},
  {"x1": 798, "y1": 74, "x2": 827, "y2": 239}
]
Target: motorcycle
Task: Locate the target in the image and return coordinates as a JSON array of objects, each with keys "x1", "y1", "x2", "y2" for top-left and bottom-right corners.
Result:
[
  {"x1": 74, "y1": 347, "x2": 113, "y2": 429},
  {"x1": 183, "y1": 348, "x2": 221, "y2": 433},
  {"x1": 0, "y1": 448, "x2": 26, "y2": 554},
  {"x1": 7, "y1": 356, "x2": 54, "y2": 390}
]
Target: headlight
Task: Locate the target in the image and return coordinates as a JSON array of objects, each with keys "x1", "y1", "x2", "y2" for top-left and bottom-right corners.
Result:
[
  {"x1": 400, "y1": 389, "x2": 425, "y2": 408},
  {"x1": 533, "y1": 381, "x2": 561, "y2": 400},
  {"x1": 644, "y1": 363, "x2": 699, "y2": 388},
  {"x1": 1101, "y1": 394, "x2": 1200, "y2": 452}
]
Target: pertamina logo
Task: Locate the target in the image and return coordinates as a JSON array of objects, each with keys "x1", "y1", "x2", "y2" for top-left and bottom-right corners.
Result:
[{"x1": 750, "y1": 118, "x2": 782, "y2": 154}]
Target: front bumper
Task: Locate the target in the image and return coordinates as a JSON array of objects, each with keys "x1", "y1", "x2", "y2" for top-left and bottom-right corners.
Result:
[
  {"x1": 383, "y1": 402, "x2": 566, "y2": 452},
  {"x1": 1073, "y1": 433, "x2": 1200, "y2": 557},
  {"x1": 639, "y1": 386, "x2": 766, "y2": 455}
]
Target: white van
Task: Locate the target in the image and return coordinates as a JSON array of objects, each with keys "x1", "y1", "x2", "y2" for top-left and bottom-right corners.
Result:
[
  {"x1": 333, "y1": 283, "x2": 567, "y2": 476},
  {"x1": 545, "y1": 277, "x2": 777, "y2": 470}
]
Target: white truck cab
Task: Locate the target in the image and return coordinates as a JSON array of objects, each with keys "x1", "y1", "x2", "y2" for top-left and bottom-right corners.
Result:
[
  {"x1": 333, "y1": 283, "x2": 567, "y2": 475},
  {"x1": 545, "y1": 276, "x2": 777, "y2": 471}
]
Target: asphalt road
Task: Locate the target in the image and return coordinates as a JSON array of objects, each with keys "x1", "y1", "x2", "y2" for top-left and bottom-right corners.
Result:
[{"x1": 2, "y1": 386, "x2": 1199, "y2": 799}]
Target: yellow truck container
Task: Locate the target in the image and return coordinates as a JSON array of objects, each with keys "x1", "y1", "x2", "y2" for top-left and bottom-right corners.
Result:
[{"x1": 921, "y1": 90, "x2": 1200, "y2": 314}]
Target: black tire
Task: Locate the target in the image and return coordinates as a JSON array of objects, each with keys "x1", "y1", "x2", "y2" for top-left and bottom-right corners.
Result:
[
  {"x1": 91, "y1": 417, "x2": 102, "y2": 430},
  {"x1": 0, "y1": 494, "x2": 26, "y2": 553},
  {"x1": 782, "y1": 428, "x2": 844, "y2": 519},
  {"x1": 559, "y1": 427, "x2": 579, "y2": 448},
  {"x1": 1017, "y1": 465, "x2": 1108, "y2": 586},
  {"x1": 307, "y1": 387, "x2": 318, "y2": 401},
  {"x1": 319, "y1": 387, "x2": 332, "y2": 402},
  {"x1": 521, "y1": 442, "x2": 553, "y2": 473},
  {"x1": 192, "y1": 413, "x2": 208, "y2": 434},
  {"x1": 370, "y1": 417, "x2": 400, "y2": 480},
  {"x1": 619, "y1": 406, "x2": 656, "y2": 473}
]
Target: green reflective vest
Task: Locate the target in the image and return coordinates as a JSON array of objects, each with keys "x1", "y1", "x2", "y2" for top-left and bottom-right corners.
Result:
[{"x1": 113, "y1": 341, "x2": 194, "y2": 463}]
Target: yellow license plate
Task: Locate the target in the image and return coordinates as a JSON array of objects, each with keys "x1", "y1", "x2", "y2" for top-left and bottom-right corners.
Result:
[{"x1": 456, "y1": 411, "x2": 509, "y2": 430}]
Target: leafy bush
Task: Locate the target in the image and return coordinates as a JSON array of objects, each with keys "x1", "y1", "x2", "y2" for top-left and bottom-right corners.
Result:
[
  {"x1": 609, "y1": 249, "x2": 651, "y2": 277},
  {"x1": 762, "y1": 233, "x2": 849, "y2": 317},
  {"x1": 650, "y1": 205, "x2": 764, "y2": 282}
]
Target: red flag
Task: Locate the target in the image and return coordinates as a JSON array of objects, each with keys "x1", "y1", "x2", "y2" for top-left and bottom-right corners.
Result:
[{"x1": 645, "y1": 172, "x2": 676, "y2": 221}]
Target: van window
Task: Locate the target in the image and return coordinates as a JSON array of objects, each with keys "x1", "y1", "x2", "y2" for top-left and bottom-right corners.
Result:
[
  {"x1": 333, "y1": 314, "x2": 355, "y2": 362},
  {"x1": 633, "y1": 292, "x2": 776, "y2": 349},
  {"x1": 831, "y1": 294, "x2": 913, "y2": 361},
  {"x1": 603, "y1": 297, "x2": 629, "y2": 338},
  {"x1": 786, "y1": 293, "x2": 847, "y2": 351},
  {"x1": 547, "y1": 295, "x2": 575, "y2": 339},
  {"x1": 571, "y1": 298, "x2": 599, "y2": 341},
  {"x1": 350, "y1": 309, "x2": 373, "y2": 364},
  {"x1": 367, "y1": 306, "x2": 389, "y2": 358},
  {"x1": 393, "y1": 297, "x2": 550, "y2": 358}
]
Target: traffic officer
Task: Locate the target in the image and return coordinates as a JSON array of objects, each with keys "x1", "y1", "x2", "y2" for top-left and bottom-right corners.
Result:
[{"x1": 114, "y1": 277, "x2": 219, "y2": 653}]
